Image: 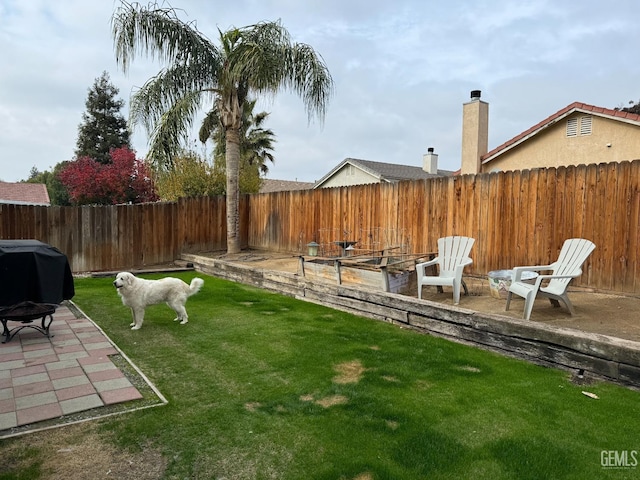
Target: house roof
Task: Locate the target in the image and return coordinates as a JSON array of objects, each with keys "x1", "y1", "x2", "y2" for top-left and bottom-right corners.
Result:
[
  {"x1": 481, "y1": 102, "x2": 640, "y2": 165},
  {"x1": 0, "y1": 182, "x2": 50, "y2": 206},
  {"x1": 314, "y1": 158, "x2": 454, "y2": 189},
  {"x1": 259, "y1": 178, "x2": 315, "y2": 194}
]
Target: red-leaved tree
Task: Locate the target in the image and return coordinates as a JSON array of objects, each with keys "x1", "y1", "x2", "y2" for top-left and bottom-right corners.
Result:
[{"x1": 59, "y1": 147, "x2": 159, "y2": 205}]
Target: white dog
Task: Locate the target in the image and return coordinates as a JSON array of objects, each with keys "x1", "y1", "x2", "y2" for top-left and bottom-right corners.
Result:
[{"x1": 113, "y1": 272, "x2": 204, "y2": 330}]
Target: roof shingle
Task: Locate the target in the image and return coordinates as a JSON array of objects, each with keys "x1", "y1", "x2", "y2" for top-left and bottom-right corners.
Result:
[
  {"x1": 0, "y1": 182, "x2": 50, "y2": 205},
  {"x1": 315, "y1": 158, "x2": 454, "y2": 188},
  {"x1": 259, "y1": 179, "x2": 315, "y2": 193}
]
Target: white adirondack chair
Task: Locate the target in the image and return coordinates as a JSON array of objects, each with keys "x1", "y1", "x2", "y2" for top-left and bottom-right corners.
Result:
[
  {"x1": 505, "y1": 238, "x2": 596, "y2": 320},
  {"x1": 416, "y1": 236, "x2": 475, "y2": 305}
]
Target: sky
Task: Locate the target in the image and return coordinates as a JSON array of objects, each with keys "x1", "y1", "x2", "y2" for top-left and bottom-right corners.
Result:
[{"x1": 2, "y1": 0, "x2": 640, "y2": 184}]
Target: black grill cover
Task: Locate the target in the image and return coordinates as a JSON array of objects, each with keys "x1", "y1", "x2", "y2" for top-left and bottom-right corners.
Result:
[{"x1": 0, "y1": 240, "x2": 75, "y2": 307}]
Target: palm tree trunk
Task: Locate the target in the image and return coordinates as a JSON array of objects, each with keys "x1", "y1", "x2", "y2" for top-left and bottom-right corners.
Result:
[{"x1": 225, "y1": 128, "x2": 242, "y2": 254}]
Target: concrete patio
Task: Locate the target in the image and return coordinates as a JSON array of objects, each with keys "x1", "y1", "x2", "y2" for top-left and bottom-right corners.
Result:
[{"x1": 0, "y1": 304, "x2": 165, "y2": 439}]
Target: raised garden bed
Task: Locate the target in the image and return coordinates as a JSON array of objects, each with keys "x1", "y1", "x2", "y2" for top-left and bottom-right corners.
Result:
[{"x1": 299, "y1": 250, "x2": 433, "y2": 294}]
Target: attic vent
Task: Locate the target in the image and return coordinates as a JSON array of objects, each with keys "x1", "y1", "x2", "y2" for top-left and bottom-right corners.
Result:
[
  {"x1": 566, "y1": 116, "x2": 592, "y2": 137},
  {"x1": 580, "y1": 115, "x2": 592, "y2": 135}
]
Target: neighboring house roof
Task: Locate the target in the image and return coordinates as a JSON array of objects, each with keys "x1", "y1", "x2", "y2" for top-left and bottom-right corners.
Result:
[
  {"x1": 259, "y1": 178, "x2": 315, "y2": 194},
  {"x1": 0, "y1": 182, "x2": 50, "y2": 206},
  {"x1": 314, "y1": 158, "x2": 454, "y2": 189},
  {"x1": 481, "y1": 102, "x2": 640, "y2": 166}
]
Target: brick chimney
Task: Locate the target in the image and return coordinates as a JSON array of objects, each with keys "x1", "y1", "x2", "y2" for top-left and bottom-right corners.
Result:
[
  {"x1": 461, "y1": 90, "x2": 489, "y2": 174},
  {"x1": 422, "y1": 147, "x2": 438, "y2": 174}
]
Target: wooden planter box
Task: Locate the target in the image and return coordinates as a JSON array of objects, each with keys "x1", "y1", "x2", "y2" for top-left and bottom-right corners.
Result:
[{"x1": 298, "y1": 252, "x2": 432, "y2": 294}]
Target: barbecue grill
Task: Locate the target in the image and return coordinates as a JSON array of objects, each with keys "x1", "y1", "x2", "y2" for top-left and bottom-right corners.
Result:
[{"x1": 0, "y1": 240, "x2": 75, "y2": 343}]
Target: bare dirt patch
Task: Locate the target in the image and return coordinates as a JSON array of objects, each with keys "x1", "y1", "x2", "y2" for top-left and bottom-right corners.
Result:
[
  {"x1": 352, "y1": 473, "x2": 374, "y2": 480},
  {"x1": 315, "y1": 395, "x2": 349, "y2": 408},
  {"x1": 333, "y1": 360, "x2": 367, "y2": 384},
  {"x1": 0, "y1": 422, "x2": 166, "y2": 480},
  {"x1": 300, "y1": 393, "x2": 349, "y2": 408},
  {"x1": 457, "y1": 365, "x2": 481, "y2": 373},
  {"x1": 385, "y1": 420, "x2": 399, "y2": 430},
  {"x1": 414, "y1": 379, "x2": 433, "y2": 390},
  {"x1": 245, "y1": 402, "x2": 262, "y2": 412}
]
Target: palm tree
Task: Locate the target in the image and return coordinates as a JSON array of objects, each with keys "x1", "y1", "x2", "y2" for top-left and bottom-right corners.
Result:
[
  {"x1": 111, "y1": 3, "x2": 333, "y2": 253},
  {"x1": 200, "y1": 98, "x2": 276, "y2": 180}
]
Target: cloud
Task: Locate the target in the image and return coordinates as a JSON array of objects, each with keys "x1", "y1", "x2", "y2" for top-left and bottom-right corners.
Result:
[{"x1": 1, "y1": 0, "x2": 640, "y2": 183}]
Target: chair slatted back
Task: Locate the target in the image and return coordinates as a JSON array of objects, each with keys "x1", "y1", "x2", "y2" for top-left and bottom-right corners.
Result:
[
  {"x1": 547, "y1": 238, "x2": 596, "y2": 293},
  {"x1": 438, "y1": 236, "x2": 475, "y2": 276}
]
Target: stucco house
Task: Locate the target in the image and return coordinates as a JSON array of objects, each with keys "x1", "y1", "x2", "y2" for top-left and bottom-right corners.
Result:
[
  {"x1": 0, "y1": 182, "x2": 50, "y2": 206},
  {"x1": 313, "y1": 151, "x2": 455, "y2": 189},
  {"x1": 461, "y1": 90, "x2": 640, "y2": 174}
]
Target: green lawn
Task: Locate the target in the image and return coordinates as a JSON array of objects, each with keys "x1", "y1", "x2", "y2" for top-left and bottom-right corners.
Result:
[{"x1": 5, "y1": 271, "x2": 640, "y2": 479}]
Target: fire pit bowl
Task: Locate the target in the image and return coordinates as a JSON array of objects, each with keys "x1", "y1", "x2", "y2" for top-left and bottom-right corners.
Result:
[{"x1": 0, "y1": 301, "x2": 57, "y2": 343}]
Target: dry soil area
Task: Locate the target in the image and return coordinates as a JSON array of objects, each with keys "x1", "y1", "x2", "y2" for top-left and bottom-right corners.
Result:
[{"x1": 209, "y1": 251, "x2": 640, "y2": 344}]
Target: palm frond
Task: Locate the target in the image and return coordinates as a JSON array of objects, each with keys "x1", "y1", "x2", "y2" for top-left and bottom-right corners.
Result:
[
  {"x1": 228, "y1": 21, "x2": 290, "y2": 93},
  {"x1": 222, "y1": 20, "x2": 334, "y2": 124},
  {"x1": 253, "y1": 111, "x2": 269, "y2": 127},
  {"x1": 198, "y1": 107, "x2": 221, "y2": 143},
  {"x1": 146, "y1": 90, "x2": 204, "y2": 170},
  {"x1": 128, "y1": 61, "x2": 218, "y2": 159},
  {"x1": 112, "y1": 2, "x2": 221, "y2": 74},
  {"x1": 285, "y1": 43, "x2": 334, "y2": 123}
]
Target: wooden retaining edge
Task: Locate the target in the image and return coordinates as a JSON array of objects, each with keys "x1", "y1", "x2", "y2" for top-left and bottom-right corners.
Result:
[{"x1": 182, "y1": 253, "x2": 640, "y2": 389}]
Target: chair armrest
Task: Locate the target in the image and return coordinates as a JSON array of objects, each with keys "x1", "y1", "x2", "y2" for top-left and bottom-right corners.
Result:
[
  {"x1": 454, "y1": 257, "x2": 473, "y2": 280},
  {"x1": 416, "y1": 258, "x2": 439, "y2": 268},
  {"x1": 523, "y1": 272, "x2": 580, "y2": 292},
  {"x1": 460, "y1": 257, "x2": 473, "y2": 267},
  {"x1": 416, "y1": 258, "x2": 439, "y2": 278},
  {"x1": 536, "y1": 272, "x2": 581, "y2": 281},
  {"x1": 512, "y1": 264, "x2": 553, "y2": 282}
]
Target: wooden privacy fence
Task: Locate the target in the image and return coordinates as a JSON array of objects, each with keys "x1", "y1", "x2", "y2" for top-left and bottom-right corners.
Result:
[
  {"x1": 0, "y1": 196, "x2": 237, "y2": 273},
  {"x1": 1, "y1": 160, "x2": 638, "y2": 294},
  {"x1": 247, "y1": 160, "x2": 640, "y2": 294}
]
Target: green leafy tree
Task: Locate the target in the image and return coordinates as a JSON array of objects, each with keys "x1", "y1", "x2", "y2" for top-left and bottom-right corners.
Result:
[
  {"x1": 27, "y1": 166, "x2": 41, "y2": 181},
  {"x1": 155, "y1": 149, "x2": 220, "y2": 201},
  {"x1": 75, "y1": 71, "x2": 131, "y2": 164},
  {"x1": 154, "y1": 147, "x2": 264, "y2": 200},
  {"x1": 112, "y1": 4, "x2": 333, "y2": 253},
  {"x1": 50, "y1": 162, "x2": 72, "y2": 206},
  {"x1": 200, "y1": 99, "x2": 276, "y2": 194},
  {"x1": 208, "y1": 155, "x2": 263, "y2": 195}
]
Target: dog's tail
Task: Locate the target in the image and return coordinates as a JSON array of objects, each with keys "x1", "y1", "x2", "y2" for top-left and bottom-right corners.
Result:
[{"x1": 189, "y1": 278, "x2": 205, "y2": 296}]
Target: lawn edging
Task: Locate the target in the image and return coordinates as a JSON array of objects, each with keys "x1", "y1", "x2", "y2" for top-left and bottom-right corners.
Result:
[{"x1": 182, "y1": 253, "x2": 640, "y2": 389}]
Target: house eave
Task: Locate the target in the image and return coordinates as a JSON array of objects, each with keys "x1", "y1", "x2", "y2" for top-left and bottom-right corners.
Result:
[
  {"x1": 482, "y1": 104, "x2": 640, "y2": 165},
  {"x1": 313, "y1": 158, "x2": 382, "y2": 189},
  {"x1": 0, "y1": 200, "x2": 50, "y2": 206}
]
